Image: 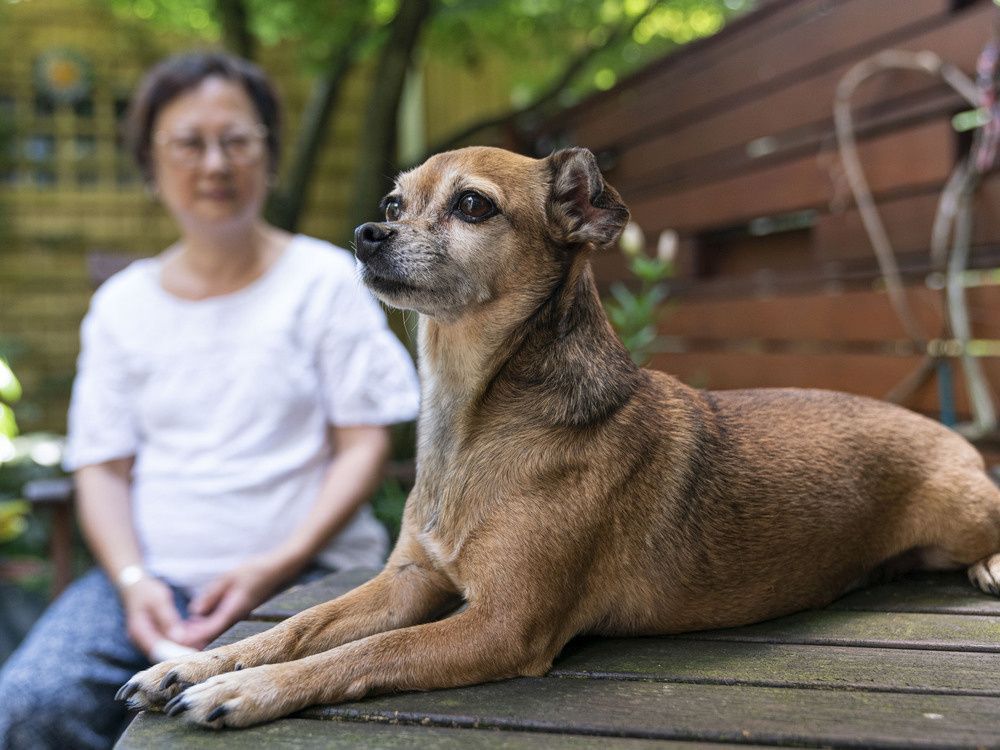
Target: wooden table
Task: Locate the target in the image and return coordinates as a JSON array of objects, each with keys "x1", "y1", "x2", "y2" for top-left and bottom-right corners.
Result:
[{"x1": 117, "y1": 568, "x2": 1000, "y2": 749}]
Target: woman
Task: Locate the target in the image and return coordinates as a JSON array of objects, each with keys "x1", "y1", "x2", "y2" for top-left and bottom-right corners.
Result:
[{"x1": 0, "y1": 51, "x2": 419, "y2": 749}]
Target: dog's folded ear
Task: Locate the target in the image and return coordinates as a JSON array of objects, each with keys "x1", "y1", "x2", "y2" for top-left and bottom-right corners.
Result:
[{"x1": 546, "y1": 147, "x2": 630, "y2": 251}]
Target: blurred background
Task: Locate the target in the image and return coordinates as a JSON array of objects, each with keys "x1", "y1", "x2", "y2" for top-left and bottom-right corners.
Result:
[
  {"x1": 2, "y1": 0, "x2": 1000, "y2": 654},
  {"x1": 0, "y1": 0, "x2": 749, "y2": 650}
]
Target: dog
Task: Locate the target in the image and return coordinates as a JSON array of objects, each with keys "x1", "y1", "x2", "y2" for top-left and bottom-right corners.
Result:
[{"x1": 118, "y1": 146, "x2": 1000, "y2": 728}]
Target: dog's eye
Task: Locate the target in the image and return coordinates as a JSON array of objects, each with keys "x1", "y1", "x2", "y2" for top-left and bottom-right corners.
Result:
[
  {"x1": 456, "y1": 192, "x2": 496, "y2": 222},
  {"x1": 384, "y1": 199, "x2": 402, "y2": 222}
]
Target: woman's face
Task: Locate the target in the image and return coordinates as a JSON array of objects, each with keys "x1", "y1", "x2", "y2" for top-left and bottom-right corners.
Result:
[{"x1": 151, "y1": 76, "x2": 270, "y2": 235}]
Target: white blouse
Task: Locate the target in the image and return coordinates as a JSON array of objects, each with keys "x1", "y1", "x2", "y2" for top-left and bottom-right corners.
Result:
[{"x1": 64, "y1": 235, "x2": 420, "y2": 592}]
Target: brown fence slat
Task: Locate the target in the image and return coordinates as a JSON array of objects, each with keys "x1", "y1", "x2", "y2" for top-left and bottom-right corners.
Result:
[
  {"x1": 603, "y1": 2, "x2": 992, "y2": 195},
  {"x1": 569, "y1": 0, "x2": 956, "y2": 150},
  {"x1": 543, "y1": 0, "x2": 823, "y2": 139},
  {"x1": 648, "y1": 350, "x2": 1000, "y2": 415},
  {"x1": 613, "y1": 86, "x2": 961, "y2": 200},
  {"x1": 815, "y1": 175, "x2": 1000, "y2": 262},
  {"x1": 628, "y1": 120, "x2": 954, "y2": 233},
  {"x1": 661, "y1": 286, "x2": 1000, "y2": 343}
]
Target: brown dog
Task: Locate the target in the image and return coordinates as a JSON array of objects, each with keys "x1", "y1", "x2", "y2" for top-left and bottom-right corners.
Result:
[{"x1": 119, "y1": 146, "x2": 1000, "y2": 728}]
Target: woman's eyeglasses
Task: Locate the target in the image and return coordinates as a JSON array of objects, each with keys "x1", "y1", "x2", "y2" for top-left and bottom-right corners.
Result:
[{"x1": 154, "y1": 125, "x2": 268, "y2": 167}]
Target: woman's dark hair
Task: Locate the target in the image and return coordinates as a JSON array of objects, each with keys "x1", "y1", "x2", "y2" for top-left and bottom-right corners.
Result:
[{"x1": 126, "y1": 51, "x2": 282, "y2": 182}]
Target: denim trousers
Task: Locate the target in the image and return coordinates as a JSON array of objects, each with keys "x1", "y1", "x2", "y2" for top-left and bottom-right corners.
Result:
[{"x1": 0, "y1": 565, "x2": 328, "y2": 750}]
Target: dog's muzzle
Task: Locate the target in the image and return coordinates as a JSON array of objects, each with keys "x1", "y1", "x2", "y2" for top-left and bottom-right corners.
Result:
[{"x1": 354, "y1": 222, "x2": 396, "y2": 264}]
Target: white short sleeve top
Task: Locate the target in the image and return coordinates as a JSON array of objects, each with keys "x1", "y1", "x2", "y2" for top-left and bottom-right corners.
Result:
[{"x1": 64, "y1": 235, "x2": 420, "y2": 591}]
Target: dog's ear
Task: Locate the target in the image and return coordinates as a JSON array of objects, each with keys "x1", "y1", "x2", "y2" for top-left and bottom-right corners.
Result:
[{"x1": 546, "y1": 147, "x2": 630, "y2": 250}]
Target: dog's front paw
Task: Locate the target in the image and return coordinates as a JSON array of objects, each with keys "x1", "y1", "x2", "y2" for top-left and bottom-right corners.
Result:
[
  {"x1": 160, "y1": 665, "x2": 290, "y2": 729},
  {"x1": 968, "y1": 553, "x2": 1000, "y2": 595},
  {"x1": 116, "y1": 651, "x2": 237, "y2": 711}
]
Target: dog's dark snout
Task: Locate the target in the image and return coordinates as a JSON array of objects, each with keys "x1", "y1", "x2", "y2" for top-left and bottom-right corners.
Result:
[{"x1": 354, "y1": 222, "x2": 396, "y2": 263}]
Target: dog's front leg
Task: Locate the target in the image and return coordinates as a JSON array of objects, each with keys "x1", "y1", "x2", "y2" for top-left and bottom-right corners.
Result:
[
  {"x1": 120, "y1": 538, "x2": 458, "y2": 711},
  {"x1": 158, "y1": 602, "x2": 562, "y2": 729}
]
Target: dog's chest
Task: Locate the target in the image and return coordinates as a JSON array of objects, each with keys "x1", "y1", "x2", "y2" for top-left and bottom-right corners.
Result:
[
  {"x1": 416, "y1": 528, "x2": 460, "y2": 569},
  {"x1": 411, "y1": 446, "x2": 504, "y2": 586}
]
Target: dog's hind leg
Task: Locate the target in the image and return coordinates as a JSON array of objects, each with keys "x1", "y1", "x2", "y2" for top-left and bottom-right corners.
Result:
[
  {"x1": 906, "y1": 465, "x2": 1000, "y2": 595},
  {"x1": 968, "y1": 474, "x2": 1000, "y2": 596}
]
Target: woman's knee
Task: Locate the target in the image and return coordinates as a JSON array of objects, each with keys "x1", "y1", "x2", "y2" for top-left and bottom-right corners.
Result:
[
  {"x1": 0, "y1": 663, "x2": 126, "y2": 750},
  {"x1": 0, "y1": 666, "x2": 72, "y2": 747}
]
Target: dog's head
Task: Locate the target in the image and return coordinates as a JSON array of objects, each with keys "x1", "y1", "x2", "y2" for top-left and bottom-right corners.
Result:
[{"x1": 353, "y1": 146, "x2": 629, "y2": 320}]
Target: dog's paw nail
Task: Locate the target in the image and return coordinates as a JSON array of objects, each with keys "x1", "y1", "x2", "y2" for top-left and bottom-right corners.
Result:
[
  {"x1": 164, "y1": 695, "x2": 189, "y2": 717},
  {"x1": 115, "y1": 681, "x2": 137, "y2": 702},
  {"x1": 159, "y1": 672, "x2": 178, "y2": 691},
  {"x1": 206, "y1": 705, "x2": 228, "y2": 723}
]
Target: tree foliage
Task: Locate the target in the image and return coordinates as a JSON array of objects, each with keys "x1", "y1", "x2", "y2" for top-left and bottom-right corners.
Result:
[{"x1": 104, "y1": 0, "x2": 751, "y2": 233}]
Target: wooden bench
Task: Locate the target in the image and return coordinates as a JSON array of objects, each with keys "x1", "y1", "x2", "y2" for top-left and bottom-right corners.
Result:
[{"x1": 117, "y1": 567, "x2": 1000, "y2": 748}]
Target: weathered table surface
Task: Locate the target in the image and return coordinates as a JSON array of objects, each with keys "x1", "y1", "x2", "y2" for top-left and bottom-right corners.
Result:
[{"x1": 117, "y1": 568, "x2": 1000, "y2": 749}]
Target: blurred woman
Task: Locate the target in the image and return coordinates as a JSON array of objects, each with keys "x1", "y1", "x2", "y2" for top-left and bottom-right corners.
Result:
[{"x1": 0, "y1": 51, "x2": 419, "y2": 750}]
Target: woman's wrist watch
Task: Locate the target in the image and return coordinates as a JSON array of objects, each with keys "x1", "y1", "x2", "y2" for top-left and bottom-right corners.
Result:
[{"x1": 116, "y1": 563, "x2": 147, "y2": 589}]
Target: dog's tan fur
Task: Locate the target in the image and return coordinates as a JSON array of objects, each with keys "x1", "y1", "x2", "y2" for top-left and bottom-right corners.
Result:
[{"x1": 120, "y1": 146, "x2": 1000, "y2": 728}]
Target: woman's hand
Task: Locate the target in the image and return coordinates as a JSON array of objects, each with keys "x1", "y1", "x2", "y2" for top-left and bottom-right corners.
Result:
[
  {"x1": 121, "y1": 576, "x2": 186, "y2": 659},
  {"x1": 174, "y1": 555, "x2": 295, "y2": 650}
]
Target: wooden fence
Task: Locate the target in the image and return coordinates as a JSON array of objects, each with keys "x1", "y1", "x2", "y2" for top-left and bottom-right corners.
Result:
[{"x1": 531, "y1": 0, "x2": 1000, "y2": 433}]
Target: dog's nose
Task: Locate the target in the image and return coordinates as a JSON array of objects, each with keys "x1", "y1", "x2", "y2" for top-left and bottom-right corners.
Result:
[{"x1": 354, "y1": 222, "x2": 396, "y2": 263}]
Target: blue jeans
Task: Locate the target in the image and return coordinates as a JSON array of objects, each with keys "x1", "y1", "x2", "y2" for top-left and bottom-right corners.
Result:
[{"x1": 0, "y1": 566, "x2": 328, "y2": 750}]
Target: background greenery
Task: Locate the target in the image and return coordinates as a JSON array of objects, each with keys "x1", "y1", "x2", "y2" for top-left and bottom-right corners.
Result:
[{"x1": 103, "y1": 0, "x2": 750, "y2": 241}]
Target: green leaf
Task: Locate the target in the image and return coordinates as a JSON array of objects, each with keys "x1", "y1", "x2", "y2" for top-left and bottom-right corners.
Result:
[
  {"x1": 631, "y1": 325, "x2": 657, "y2": 348},
  {"x1": 0, "y1": 404, "x2": 17, "y2": 440},
  {"x1": 0, "y1": 358, "x2": 22, "y2": 404},
  {"x1": 609, "y1": 282, "x2": 636, "y2": 307},
  {"x1": 607, "y1": 307, "x2": 629, "y2": 329},
  {"x1": 631, "y1": 255, "x2": 672, "y2": 282},
  {"x1": 0, "y1": 499, "x2": 29, "y2": 544},
  {"x1": 645, "y1": 283, "x2": 669, "y2": 308}
]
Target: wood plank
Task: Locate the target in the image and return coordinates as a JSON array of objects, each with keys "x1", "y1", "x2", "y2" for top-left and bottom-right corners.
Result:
[
  {"x1": 650, "y1": 350, "x2": 1000, "y2": 417},
  {"x1": 830, "y1": 573, "x2": 1000, "y2": 616},
  {"x1": 245, "y1": 573, "x2": 1000, "y2": 635},
  {"x1": 570, "y1": 0, "x2": 956, "y2": 149},
  {"x1": 697, "y1": 225, "x2": 817, "y2": 278},
  {"x1": 628, "y1": 120, "x2": 955, "y2": 233},
  {"x1": 656, "y1": 245, "x2": 1000, "y2": 297},
  {"x1": 611, "y1": 85, "x2": 958, "y2": 199},
  {"x1": 209, "y1": 619, "x2": 275, "y2": 648},
  {"x1": 603, "y1": 3, "x2": 992, "y2": 194},
  {"x1": 304, "y1": 678, "x2": 1000, "y2": 749},
  {"x1": 220, "y1": 573, "x2": 1000, "y2": 649},
  {"x1": 689, "y1": 610, "x2": 1000, "y2": 652},
  {"x1": 662, "y1": 285, "x2": 1000, "y2": 343},
  {"x1": 543, "y1": 0, "x2": 824, "y2": 137},
  {"x1": 119, "y1": 712, "x2": 750, "y2": 749},
  {"x1": 552, "y1": 638, "x2": 1000, "y2": 696},
  {"x1": 207, "y1": 622, "x2": 1000, "y2": 698},
  {"x1": 815, "y1": 175, "x2": 1000, "y2": 262},
  {"x1": 650, "y1": 349, "x2": 929, "y2": 397},
  {"x1": 250, "y1": 568, "x2": 378, "y2": 621}
]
